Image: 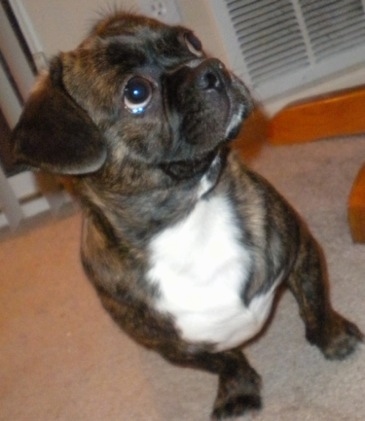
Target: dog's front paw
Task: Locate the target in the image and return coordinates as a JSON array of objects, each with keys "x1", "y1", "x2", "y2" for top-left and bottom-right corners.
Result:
[
  {"x1": 211, "y1": 365, "x2": 262, "y2": 420},
  {"x1": 316, "y1": 313, "x2": 363, "y2": 360},
  {"x1": 211, "y1": 394, "x2": 262, "y2": 420}
]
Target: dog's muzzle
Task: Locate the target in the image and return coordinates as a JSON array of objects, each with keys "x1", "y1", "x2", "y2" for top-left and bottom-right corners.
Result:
[
  {"x1": 180, "y1": 58, "x2": 251, "y2": 140},
  {"x1": 164, "y1": 56, "x2": 247, "y2": 123},
  {"x1": 161, "y1": 56, "x2": 251, "y2": 172}
]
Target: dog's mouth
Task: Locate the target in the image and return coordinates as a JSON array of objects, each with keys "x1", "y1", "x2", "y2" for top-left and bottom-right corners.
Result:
[
  {"x1": 158, "y1": 147, "x2": 220, "y2": 181},
  {"x1": 224, "y1": 73, "x2": 253, "y2": 140},
  {"x1": 225, "y1": 102, "x2": 248, "y2": 141}
]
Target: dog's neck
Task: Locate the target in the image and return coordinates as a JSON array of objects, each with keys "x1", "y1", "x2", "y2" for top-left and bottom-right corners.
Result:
[{"x1": 77, "y1": 146, "x2": 229, "y2": 248}]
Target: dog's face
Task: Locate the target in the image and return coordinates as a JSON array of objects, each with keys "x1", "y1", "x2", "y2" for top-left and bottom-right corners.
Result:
[{"x1": 12, "y1": 13, "x2": 251, "y2": 181}]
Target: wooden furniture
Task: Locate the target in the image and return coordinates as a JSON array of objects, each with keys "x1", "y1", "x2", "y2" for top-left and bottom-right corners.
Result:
[
  {"x1": 349, "y1": 164, "x2": 365, "y2": 243},
  {"x1": 268, "y1": 86, "x2": 365, "y2": 243}
]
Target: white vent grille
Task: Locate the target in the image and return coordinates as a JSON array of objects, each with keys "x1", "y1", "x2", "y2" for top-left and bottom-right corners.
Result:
[
  {"x1": 227, "y1": 0, "x2": 309, "y2": 84},
  {"x1": 210, "y1": 0, "x2": 365, "y2": 99},
  {"x1": 302, "y1": 0, "x2": 365, "y2": 60}
]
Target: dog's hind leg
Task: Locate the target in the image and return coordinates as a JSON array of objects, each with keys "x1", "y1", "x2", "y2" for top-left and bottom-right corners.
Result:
[
  {"x1": 162, "y1": 348, "x2": 262, "y2": 419},
  {"x1": 285, "y1": 230, "x2": 363, "y2": 360}
]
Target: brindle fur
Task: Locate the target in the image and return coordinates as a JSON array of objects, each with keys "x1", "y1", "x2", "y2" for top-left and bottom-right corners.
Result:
[{"x1": 11, "y1": 12, "x2": 362, "y2": 420}]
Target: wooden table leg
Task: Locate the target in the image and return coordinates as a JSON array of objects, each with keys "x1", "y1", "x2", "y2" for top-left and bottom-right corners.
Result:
[{"x1": 349, "y1": 164, "x2": 365, "y2": 243}]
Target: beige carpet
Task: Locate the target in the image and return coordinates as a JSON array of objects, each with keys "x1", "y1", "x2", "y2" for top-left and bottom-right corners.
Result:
[{"x1": 1, "y1": 136, "x2": 365, "y2": 420}]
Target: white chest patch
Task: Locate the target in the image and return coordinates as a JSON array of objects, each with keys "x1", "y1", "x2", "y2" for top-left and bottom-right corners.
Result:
[{"x1": 147, "y1": 195, "x2": 276, "y2": 351}]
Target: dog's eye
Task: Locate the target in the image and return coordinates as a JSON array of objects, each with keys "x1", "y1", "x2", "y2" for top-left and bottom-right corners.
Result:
[
  {"x1": 184, "y1": 32, "x2": 203, "y2": 57},
  {"x1": 124, "y1": 77, "x2": 153, "y2": 114}
]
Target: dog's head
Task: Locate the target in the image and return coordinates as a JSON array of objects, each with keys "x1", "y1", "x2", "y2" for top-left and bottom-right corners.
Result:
[{"x1": 12, "y1": 12, "x2": 252, "y2": 180}]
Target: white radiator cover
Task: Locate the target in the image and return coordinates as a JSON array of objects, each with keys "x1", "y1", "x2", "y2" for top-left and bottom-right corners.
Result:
[{"x1": 204, "y1": 0, "x2": 365, "y2": 102}]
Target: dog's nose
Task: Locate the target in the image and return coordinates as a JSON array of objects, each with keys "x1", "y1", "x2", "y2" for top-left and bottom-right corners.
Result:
[{"x1": 195, "y1": 59, "x2": 228, "y2": 91}]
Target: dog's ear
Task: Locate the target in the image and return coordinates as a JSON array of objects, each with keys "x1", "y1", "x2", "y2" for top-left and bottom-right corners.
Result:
[{"x1": 11, "y1": 57, "x2": 107, "y2": 175}]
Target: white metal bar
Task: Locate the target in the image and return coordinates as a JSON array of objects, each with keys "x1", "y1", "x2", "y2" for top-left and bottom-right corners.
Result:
[
  {"x1": 8, "y1": 0, "x2": 44, "y2": 55},
  {"x1": 0, "y1": 165, "x2": 23, "y2": 230},
  {"x1": 0, "y1": 58, "x2": 22, "y2": 128},
  {"x1": 8, "y1": 0, "x2": 48, "y2": 71},
  {"x1": 0, "y1": 3, "x2": 35, "y2": 99}
]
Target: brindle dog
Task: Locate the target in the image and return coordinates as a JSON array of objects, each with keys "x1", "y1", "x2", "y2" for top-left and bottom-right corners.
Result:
[{"x1": 11, "y1": 12, "x2": 362, "y2": 420}]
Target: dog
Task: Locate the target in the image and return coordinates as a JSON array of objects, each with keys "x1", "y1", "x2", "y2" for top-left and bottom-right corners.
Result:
[{"x1": 11, "y1": 12, "x2": 363, "y2": 419}]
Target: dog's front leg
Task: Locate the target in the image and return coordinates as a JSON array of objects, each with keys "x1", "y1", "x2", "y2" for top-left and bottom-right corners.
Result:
[
  {"x1": 162, "y1": 348, "x2": 262, "y2": 419},
  {"x1": 286, "y1": 229, "x2": 363, "y2": 360},
  {"x1": 97, "y1": 287, "x2": 262, "y2": 418}
]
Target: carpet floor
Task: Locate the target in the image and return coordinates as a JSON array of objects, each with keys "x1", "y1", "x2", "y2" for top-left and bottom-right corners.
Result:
[{"x1": 1, "y1": 135, "x2": 364, "y2": 420}]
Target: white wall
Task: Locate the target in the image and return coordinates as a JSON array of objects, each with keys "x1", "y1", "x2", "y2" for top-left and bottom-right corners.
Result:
[{"x1": 15, "y1": 0, "x2": 137, "y2": 56}]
